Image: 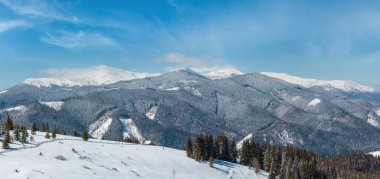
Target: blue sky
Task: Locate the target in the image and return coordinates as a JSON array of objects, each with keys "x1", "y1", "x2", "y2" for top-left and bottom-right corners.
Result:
[{"x1": 1, "y1": 0, "x2": 380, "y2": 90}]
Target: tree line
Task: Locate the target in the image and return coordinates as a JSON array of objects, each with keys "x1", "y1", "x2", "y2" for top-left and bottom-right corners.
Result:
[
  {"x1": 185, "y1": 134, "x2": 380, "y2": 179},
  {"x1": 1, "y1": 116, "x2": 89, "y2": 149}
]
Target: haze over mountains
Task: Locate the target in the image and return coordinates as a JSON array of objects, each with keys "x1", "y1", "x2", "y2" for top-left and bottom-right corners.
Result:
[{"x1": 1, "y1": 67, "x2": 379, "y2": 156}]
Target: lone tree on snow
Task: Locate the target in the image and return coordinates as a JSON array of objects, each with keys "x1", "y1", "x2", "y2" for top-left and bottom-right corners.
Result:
[
  {"x1": 2, "y1": 129, "x2": 10, "y2": 149},
  {"x1": 31, "y1": 122, "x2": 37, "y2": 135},
  {"x1": 82, "y1": 131, "x2": 89, "y2": 141},
  {"x1": 45, "y1": 131, "x2": 51, "y2": 139}
]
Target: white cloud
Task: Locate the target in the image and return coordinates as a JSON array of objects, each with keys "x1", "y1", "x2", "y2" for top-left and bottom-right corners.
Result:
[
  {"x1": 41, "y1": 31, "x2": 120, "y2": 50},
  {"x1": 38, "y1": 65, "x2": 160, "y2": 85},
  {"x1": 0, "y1": 20, "x2": 30, "y2": 32},
  {"x1": 0, "y1": 0, "x2": 77, "y2": 23},
  {"x1": 155, "y1": 53, "x2": 219, "y2": 68}
]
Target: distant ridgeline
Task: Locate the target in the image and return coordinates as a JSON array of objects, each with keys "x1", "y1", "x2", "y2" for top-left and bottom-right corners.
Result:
[{"x1": 185, "y1": 134, "x2": 380, "y2": 179}]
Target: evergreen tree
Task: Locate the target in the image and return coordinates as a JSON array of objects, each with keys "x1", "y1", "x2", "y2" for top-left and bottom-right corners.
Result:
[
  {"x1": 216, "y1": 135, "x2": 230, "y2": 161},
  {"x1": 21, "y1": 127, "x2": 27, "y2": 144},
  {"x1": 184, "y1": 137, "x2": 193, "y2": 158},
  {"x1": 45, "y1": 131, "x2": 51, "y2": 139},
  {"x1": 263, "y1": 145, "x2": 273, "y2": 172},
  {"x1": 203, "y1": 134, "x2": 214, "y2": 160},
  {"x1": 193, "y1": 135, "x2": 205, "y2": 162},
  {"x1": 82, "y1": 131, "x2": 89, "y2": 141},
  {"x1": 61, "y1": 129, "x2": 66, "y2": 135},
  {"x1": 280, "y1": 148, "x2": 289, "y2": 179},
  {"x1": 13, "y1": 126, "x2": 20, "y2": 142},
  {"x1": 72, "y1": 130, "x2": 77, "y2": 137},
  {"x1": 2, "y1": 129, "x2": 10, "y2": 149},
  {"x1": 29, "y1": 135, "x2": 34, "y2": 142},
  {"x1": 285, "y1": 157, "x2": 294, "y2": 179},
  {"x1": 52, "y1": 129, "x2": 57, "y2": 139},
  {"x1": 269, "y1": 148, "x2": 280, "y2": 179},
  {"x1": 4, "y1": 116, "x2": 14, "y2": 130},
  {"x1": 240, "y1": 140, "x2": 252, "y2": 166},
  {"x1": 291, "y1": 156, "x2": 300, "y2": 179},
  {"x1": 229, "y1": 138, "x2": 238, "y2": 163},
  {"x1": 31, "y1": 122, "x2": 37, "y2": 135}
]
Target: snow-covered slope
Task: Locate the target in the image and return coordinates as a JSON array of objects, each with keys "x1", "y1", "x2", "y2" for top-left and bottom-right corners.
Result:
[
  {"x1": 261, "y1": 72, "x2": 375, "y2": 92},
  {"x1": 0, "y1": 131, "x2": 267, "y2": 179},
  {"x1": 40, "y1": 101, "x2": 64, "y2": 111},
  {"x1": 198, "y1": 67, "x2": 244, "y2": 79}
]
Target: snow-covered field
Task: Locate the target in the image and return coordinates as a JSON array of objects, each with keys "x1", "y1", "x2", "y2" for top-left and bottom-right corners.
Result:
[{"x1": 0, "y1": 131, "x2": 267, "y2": 179}]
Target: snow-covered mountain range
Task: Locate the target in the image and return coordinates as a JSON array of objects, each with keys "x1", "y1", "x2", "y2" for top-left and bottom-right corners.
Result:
[
  {"x1": 260, "y1": 72, "x2": 375, "y2": 92},
  {"x1": 20, "y1": 66, "x2": 376, "y2": 93},
  {"x1": 1, "y1": 68, "x2": 380, "y2": 156}
]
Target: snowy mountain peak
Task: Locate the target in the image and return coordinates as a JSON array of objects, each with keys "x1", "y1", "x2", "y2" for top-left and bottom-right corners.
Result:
[
  {"x1": 21, "y1": 65, "x2": 160, "y2": 88},
  {"x1": 189, "y1": 66, "x2": 244, "y2": 79},
  {"x1": 260, "y1": 72, "x2": 375, "y2": 93}
]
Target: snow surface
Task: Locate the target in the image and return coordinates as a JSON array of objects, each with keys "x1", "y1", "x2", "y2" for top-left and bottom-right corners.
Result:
[
  {"x1": 375, "y1": 107, "x2": 380, "y2": 116},
  {"x1": 0, "y1": 90, "x2": 7, "y2": 94},
  {"x1": 165, "y1": 87, "x2": 180, "y2": 91},
  {"x1": 307, "y1": 98, "x2": 321, "y2": 107},
  {"x1": 367, "y1": 113, "x2": 379, "y2": 128},
  {"x1": 200, "y1": 67, "x2": 244, "y2": 79},
  {"x1": 145, "y1": 106, "x2": 158, "y2": 120},
  {"x1": 120, "y1": 118, "x2": 150, "y2": 144},
  {"x1": 184, "y1": 86, "x2": 202, "y2": 96},
  {"x1": 0, "y1": 131, "x2": 267, "y2": 179},
  {"x1": 89, "y1": 113, "x2": 113, "y2": 139},
  {"x1": 277, "y1": 130, "x2": 295, "y2": 145},
  {"x1": 370, "y1": 151, "x2": 380, "y2": 157},
  {"x1": 261, "y1": 72, "x2": 375, "y2": 92},
  {"x1": 0, "y1": 105, "x2": 27, "y2": 113},
  {"x1": 40, "y1": 101, "x2": 64, "y2": 111}
]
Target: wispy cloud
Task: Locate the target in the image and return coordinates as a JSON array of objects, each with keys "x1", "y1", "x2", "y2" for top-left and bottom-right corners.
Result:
[
  {"x1": 0, "y1": 0, "x2": 78, "y2": 23},
  {"x1": 0, "y1": 20, "x2": 30, "y2": 32},
  {"x1": 40, "y1": 31, "x2": 120, "y2": 50}
]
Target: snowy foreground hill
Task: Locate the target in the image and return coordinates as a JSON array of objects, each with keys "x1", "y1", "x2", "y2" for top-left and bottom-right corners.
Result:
[{"x1": 0, "y1": 132, "x2": 267, "y2": 179}]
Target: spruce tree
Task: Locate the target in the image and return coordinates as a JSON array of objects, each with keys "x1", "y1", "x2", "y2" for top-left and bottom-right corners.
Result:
[
  {"x1": 4, "y1": 116, "x2": 14, "y2": 130},
  {"x1": 72, "y1": 130, "x2": 77, "y2": 137},
  {"x1": 31, "y1": 122, "x2": 37, "y2": 135},
  {"x1": 229, "y1": 138, "x2": 238, "y2": 163},
  {"x1": 291, "y1": 156, "x2": 300, "y2": 179},
  {"x1": 45, "y1": 131, "x2": 51, "y2": 139},
  {"x1": 52, "y1": 129, "x2": 57, "y2": 139},
  {"x1": 280, "y1": 148, "x2": 289, "y2": 179},
  {"x1": 204, "y1": 134, "x2": 214, "y2": 160},
  {"x1": 240, "y1": 140, "x2": 252, "y2": 166},
  {"x1": 194, "y1": 135, "x2": 205, "y2": 162},
  {"x1": 82, "y1": 131, "x2": 89, "y2": 141},
  {"x1": 2, "y1": 129, "x2": 10, "y2": 149},
  {"x1": 184, "y1": 137, "x2": 193, "y2": 158},
  {"x1": 29, "y1": 135, "x2": 34, "y2": 142},
  {"x1": 61, "y1": 129, "x2": 66, "y2": 135},
  {"x1": 216, "y1": 135, "x2": 230, "y2": 161},
  {"x1": 13, "y1": 126, "x2": 20, "y2": 142},
  {"x1": 21, "y1": 127, "x2": 27, "y2": 144},
  {"x1": 263, "y1": 145, "x2": 273, "y2": 172},
  {"x1": 269, "y1": 148, "x2": 280, "y2": 179}
]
